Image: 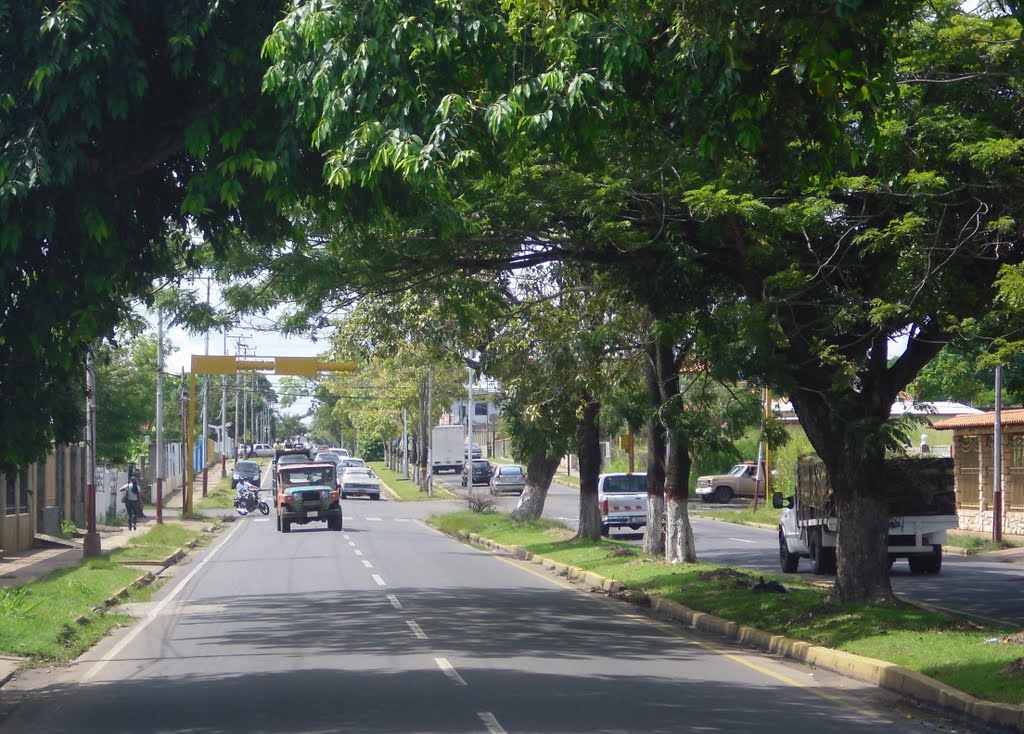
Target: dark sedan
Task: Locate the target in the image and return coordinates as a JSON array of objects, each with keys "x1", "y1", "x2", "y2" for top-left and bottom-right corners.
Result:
[
  {"x1": 232, "y1": 460, "x2": 261, "y2": 489},
  {"x1": 461, "y1": 459, "x2": 494, "y2": 486}
]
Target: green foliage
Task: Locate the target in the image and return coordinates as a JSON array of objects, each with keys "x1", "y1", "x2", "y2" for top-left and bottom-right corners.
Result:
[{"x1": 0, "y1": 2, "x2": 292, "y2": 470}]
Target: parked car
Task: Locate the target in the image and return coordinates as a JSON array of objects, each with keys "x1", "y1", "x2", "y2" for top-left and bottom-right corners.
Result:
[
  {"x1": 695, "y1": 461, "x2": 763, "y2": 504},
  {"x1": 250, "y1": 443, "x2": 275, "y2": 458},
  {"x1": 276, "y1": 462, "x2": 343, "y2": 532},
  {"x1": 232, "y1": 460, "x2": 261, "y2": 489},
  {"x1": 340, "y1": 467, "x2": 381, "y2": 500},
  {"x1": 463, "y1": 442, "x2": 483, "y2": 460},
  {"x1": 462, "y1": 459, "x2": 494, "y2": 487},
  {"x1": 489, "y1": 464, "x2": 527, "y2": 495}
]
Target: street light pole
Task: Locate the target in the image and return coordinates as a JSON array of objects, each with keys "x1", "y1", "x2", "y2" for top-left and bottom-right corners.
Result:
[
  {"x1": 83, "y1": 345, "x2": 101, "y2": 557},
  {"x1": 156, "y1": 308, "x2": 164, "y2": 524}
]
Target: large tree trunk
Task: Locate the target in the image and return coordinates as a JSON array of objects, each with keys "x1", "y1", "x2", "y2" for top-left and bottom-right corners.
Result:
[
  {"x1": 643, "y1": 339, "x2": 667, "y2": 555},
  {"x1": 664, "y1": 433, "x2": 697, "y2": 563},
  {"x1": 576, "y1": 396, "x2": 603, "y2": 540},
  {"x1": 512, "y1": 448, "x2": 560, "y2": 520},
  {"x1": 790, "y1": 386, "x2": 894, "y2": 603}
]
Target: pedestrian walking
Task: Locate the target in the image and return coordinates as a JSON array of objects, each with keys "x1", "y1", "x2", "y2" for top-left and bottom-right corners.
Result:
[{"x1": 121, "y1": 474, "x2": 142, "y2": 530}]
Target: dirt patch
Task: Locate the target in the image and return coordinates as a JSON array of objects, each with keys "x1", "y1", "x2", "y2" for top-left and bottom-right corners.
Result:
[
  {"x1": 999, "y1": 632, "x2": 1024, "y2": 645},
  {"x1": 543, "y1": 528, "x2": 575, "y2": 541},
  {"x1": 999, "y1": 658, "x2": 1024, "y2": 675},
  {"x1": 624, "y1": 557, "x2": 657, "y2": 566},
  {"x1": 697, "y1": 568, "x2": 750, "y2": 582},
  {"x1": 937, "y1": 618, "x2": 986, "y2": 632},
  {"x1": 606, "y1": 546, "x2": 637, "y2": 559}
]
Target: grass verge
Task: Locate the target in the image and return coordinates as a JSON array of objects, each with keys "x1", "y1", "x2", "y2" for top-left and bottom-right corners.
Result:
[
  {"x1": 110, "y1": 523, "x2": 211, "y2": 563},
  {"x1": 0, "y1": 558, "x2": 155, "y2": 663},
  {"x1": 196, "y1": 473, "x2": 238, "y2": 510},
  {"x1": 368, "y1": 462, "x2": 456, "y2": 501},
  {"x1": 430, "y1": 510, "x2": 1024, "y2": 705}
]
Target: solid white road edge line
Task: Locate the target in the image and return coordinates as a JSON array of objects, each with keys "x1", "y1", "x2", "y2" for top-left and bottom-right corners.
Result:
[
  {"x1": 82, "y1": 518, "x2": 245, "y2": 682},
  {"x1": 478, "y1": 712, "x2": 507, "y2": 734},
  {"x1": 435, "y1": 657, "x2": 467, "y2": 686},
  {"x1": 406, "y1": 620, "x2": 427, "y2": 639}
]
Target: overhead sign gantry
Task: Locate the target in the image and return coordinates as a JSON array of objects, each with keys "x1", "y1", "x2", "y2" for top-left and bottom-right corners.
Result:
[{"x1": 183, "y1": 355, "x2": 357, "y2": 513}]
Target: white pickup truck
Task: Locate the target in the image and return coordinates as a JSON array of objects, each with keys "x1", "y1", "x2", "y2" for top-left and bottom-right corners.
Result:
[{"x1": 598, "y1": 472, "x2": 648, "y2": 536}]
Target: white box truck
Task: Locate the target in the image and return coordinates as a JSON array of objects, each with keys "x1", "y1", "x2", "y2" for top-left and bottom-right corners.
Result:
[{"x1": 431, "y1": 425, "x2": 466, "y2": 473}]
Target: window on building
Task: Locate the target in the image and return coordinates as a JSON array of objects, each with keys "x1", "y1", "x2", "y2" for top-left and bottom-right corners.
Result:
[
  {"x1": 474, "y1": 403, "x2": 489, "y2": 416},
  {"x1": 5, "y1": 474, "x2": 14, "y2": 515},
  {"x1": 19, "y1": 468, "x2": 29, "y2": 513}
]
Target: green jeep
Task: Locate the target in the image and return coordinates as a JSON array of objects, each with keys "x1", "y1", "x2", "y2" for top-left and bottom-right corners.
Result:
[{"x1": 276, "y1": 462, "x2": 343, "y2": 533}]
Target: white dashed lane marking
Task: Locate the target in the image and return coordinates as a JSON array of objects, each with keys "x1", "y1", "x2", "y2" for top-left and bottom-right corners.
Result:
[
  {"x1": 372, "y1": 574, "x2": 386, "y2": 586},
  {"x1": 406, "y1": 621, "x2": 427, "y2": 639},
  {"x1": 435, "y1": 658, "x2": 467, "y2": 686},
  {"x1": 387, "y1": 594, "x2": 402, "y2": 609},
  {"x1": 478, "y1": 712, "x2": 507, "y2": 734},
  {"x1": 362, "y1": 560, "x2": 373, "y2": 569}
]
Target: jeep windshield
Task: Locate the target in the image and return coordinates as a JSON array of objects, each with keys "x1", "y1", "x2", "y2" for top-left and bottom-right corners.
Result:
[{"x1": 280, "y1": 466, "x2": 336, "y2": 487}]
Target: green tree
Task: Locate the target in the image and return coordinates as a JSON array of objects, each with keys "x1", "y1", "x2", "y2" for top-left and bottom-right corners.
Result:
[{"x1": 0, "y1": 1, "x2": 295, "y2": 469}]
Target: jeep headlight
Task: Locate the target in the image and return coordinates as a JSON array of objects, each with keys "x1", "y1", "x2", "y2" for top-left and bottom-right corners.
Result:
[
  {"x1": 232, "y1": 473, "x2": 241, "y2": 480},
  {"x1": 320, "y1": 490, "x2": 330, "y2": 500}
]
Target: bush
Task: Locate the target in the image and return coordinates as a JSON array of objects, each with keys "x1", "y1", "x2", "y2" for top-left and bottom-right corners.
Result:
[{"x1": 465, "y1": 492, "x2": 497, "y2": 514}]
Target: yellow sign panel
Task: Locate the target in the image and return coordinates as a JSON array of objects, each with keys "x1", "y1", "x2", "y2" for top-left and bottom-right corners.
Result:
[
  {"x1": 274, "y1": 357, "x2": 358, "y2": 375},
  {"x1": 190, "y1": 355, "x2": 359, "y2": 376},
  {"x1": 274, "y1": 357, "x2": 322, "y2": 376},
  {"x1": 191, "y1": 355, "x2": 237, "y2": 374},
  {"x1": 237, "y1": 359, "x2": 276, "y2": 371}
]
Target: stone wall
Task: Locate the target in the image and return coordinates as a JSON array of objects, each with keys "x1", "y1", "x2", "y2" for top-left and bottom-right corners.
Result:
[{"x1": 957, "y1": 507, "x2": 1024, "y2": 536}]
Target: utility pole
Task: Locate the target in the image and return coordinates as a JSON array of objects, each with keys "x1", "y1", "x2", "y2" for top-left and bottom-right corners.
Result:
[
  {"x1": 83, "y1": 346, "x2": 101, "y2": 557},
  {"x1": 427, "y1": 366, "x2": 434, "y2": 496},
  {"x1": 156, "y1": 309, "x2": 164, "y2": 524},
  {"x1": 402, "y1": 407, "x2": 409, "y2": 479},
  {"x1": 994, "y1": 365, "x2": 1003, "y2": 543},
  {"x1": 221, "y1": 328, "x2": 227, "y2": 477},
  {"x1": 201, "y1": 278, "x2": 210, "y2": 498}
]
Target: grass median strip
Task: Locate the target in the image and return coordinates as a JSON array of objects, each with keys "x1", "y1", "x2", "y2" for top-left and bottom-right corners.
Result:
[
  {"x1": 430, "y1": 510, "x2": 1024, "y2": 705},
  {"x1": 368, "y1": 462, "x2": 456, "y2": 501}
]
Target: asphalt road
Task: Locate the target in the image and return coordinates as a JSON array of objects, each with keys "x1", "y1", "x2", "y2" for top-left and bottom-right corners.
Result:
[
  {"x1": 437, "y1": 473, "x2": 1024, "y2": 628},
  {"x1": 0, "y1": 493, "x2": 971, "y2": 733}
]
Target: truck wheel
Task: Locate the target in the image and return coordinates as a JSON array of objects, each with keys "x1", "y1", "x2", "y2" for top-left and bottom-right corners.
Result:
[
  {"x1": 714, "y1": 486, "x2": 733, "y2": 504},
  {"x1": 779, "y1": 530, "x2": 799, "y2": 573},
  {"x1": 809, "y1": 530, "x2": 828, "y2": 575},
  {"x1": 600, "y1": 525, "x2": 610, "y2": 537},
  {"x1": 909, "y1": 546, "x2": 942, "y2": 574}
]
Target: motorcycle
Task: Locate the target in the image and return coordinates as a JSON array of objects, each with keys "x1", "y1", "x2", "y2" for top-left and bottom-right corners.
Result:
[{"x1": 234, "y1": 485, "x2": 270, "y2": 516}]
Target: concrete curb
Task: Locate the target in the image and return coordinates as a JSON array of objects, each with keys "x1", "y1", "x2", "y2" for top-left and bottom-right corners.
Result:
[{"x1": 456, "y1": 529, "x2": 1024, "y2": 733}]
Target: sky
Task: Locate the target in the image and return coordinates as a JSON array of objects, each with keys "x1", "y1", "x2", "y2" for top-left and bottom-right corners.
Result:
[{"x1": 143, "y1": 279, "x2": 330, "y2": 419}]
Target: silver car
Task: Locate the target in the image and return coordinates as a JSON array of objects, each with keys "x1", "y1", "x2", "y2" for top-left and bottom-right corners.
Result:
[
  {"x1": 340, "y1": 467, "x2": 380, "y2": 500},
  {"x1": 489, "y1": 464, "x2": 527, "y2": 495}
]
